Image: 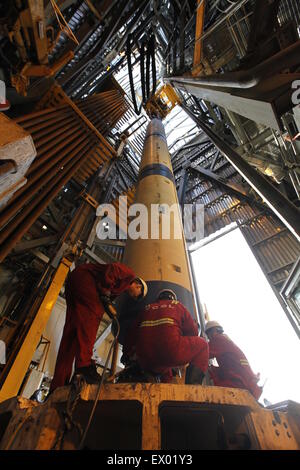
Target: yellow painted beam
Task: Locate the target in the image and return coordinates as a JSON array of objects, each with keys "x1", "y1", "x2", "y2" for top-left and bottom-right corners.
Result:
[
  {"x1": 193, "y1": 0, "x2": 206, "y2": 71},
  {"x1": 0, "y1": 257, "x2": 72, "y2": 403}
]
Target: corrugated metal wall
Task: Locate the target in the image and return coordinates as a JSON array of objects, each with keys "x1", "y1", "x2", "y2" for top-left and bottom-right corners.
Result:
[
  {"x1": 278, "y1": 0, "x2": 300, "y2": 26},
  {"x1": 241, "y1": 218, "x2": 299, "y2": 289}
]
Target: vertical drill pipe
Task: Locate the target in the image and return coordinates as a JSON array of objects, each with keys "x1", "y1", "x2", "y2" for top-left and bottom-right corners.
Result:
[
  {"x1": 119, "y1": 118, "x2": 198, "y2": 325},
  {"x1": 81, "y1": 106, "x2": 125, "y2": 134}
]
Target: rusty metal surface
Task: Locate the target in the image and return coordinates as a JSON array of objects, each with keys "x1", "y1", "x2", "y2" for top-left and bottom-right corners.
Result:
[{"x1": 0, "y1": 383, "x2": 299, "y2": 450}]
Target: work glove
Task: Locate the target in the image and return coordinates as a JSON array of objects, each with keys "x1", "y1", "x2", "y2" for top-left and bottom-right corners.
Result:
[{"x1": 101, "y1": 296, "x2": 117, "y2": 319}]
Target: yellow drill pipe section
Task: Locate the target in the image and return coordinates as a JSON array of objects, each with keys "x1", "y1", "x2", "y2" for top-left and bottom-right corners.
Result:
[{"x1": 123, "y1": 118, "x2": 196, "y2": 315}]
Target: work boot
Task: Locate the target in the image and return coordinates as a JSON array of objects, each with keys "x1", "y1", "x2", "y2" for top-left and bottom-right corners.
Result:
[
  {"x1": 185, "y1": 364, "x2": 205, "y2": 385},
  {"x1": 74, "y1": 363, "x2": 101, "y2": 384}
]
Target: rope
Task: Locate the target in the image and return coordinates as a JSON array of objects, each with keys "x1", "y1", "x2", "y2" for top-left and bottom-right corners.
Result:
[
  {"x1": 51, "y1": 376, "x2": 85, "y2": 450},
  {"x1": 50, "y1": 0, "x2": 79, "y2": 45}
]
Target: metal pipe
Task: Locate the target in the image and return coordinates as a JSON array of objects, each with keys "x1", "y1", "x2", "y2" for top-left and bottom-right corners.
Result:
[
  {"x1": 14, "y1": 106, "x2": 67, "y2": 125},
  {"x1": 34, "y1": 120, "x2": 79, "y2": 148},
  {"x1": 0, "y1": 141, "x2": 95, "y2": 262},
  {"x1": 82, "y1": 101, "x2": 127, "y2": 131},
  {"x1": 28, "y1": 132, "x2": 88, "y2": 183},
  {"x1": 4, "y1": 126, "x2": 84, "y2": 210},
  {"x1": 119, "y1": 118, "x2": 199, "y2": 331},
  {"x1": 0, "y1": 89, "x2": 130, "y2": 261},
  {"x1": 169, "y1": 39, "x2": 300, "y2": 89},
  {"x1": 77, "y1": 97, "x2": 122, "y2": 115},
  {"x1": 78, "y1": 105, "x2": 122, "y2": 123},
  {"x1": 28, "y1": 125, "x2": 84, "y2": 173},
  {"x1": 23, "y1": 110, "x2": 74, "y2": 134},
  {"x1": 0, "y1": 137, "x2": 91, "y2": 242},
  {"x1": 33, "y1": 116, "x2": 77, "y2": 142},
  {"x1": 183, "y1": 105, "x2": 300, "y2": 242}
]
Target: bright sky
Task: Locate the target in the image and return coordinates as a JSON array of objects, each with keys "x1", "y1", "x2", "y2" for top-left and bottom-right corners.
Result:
[{"x1": 191, "y1": 227, "x2": 300, "y2": 405}]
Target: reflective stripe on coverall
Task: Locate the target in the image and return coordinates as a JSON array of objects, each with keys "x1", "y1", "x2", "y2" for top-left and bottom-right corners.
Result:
[
  {"x1": 208, "y1": 333, "x2": 262, "y2": 399},
  {"x1": 124, "y1": 299, "x2": 209, "y2": 382}
]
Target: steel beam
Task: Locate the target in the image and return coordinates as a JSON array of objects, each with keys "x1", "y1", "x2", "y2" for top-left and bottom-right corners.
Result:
[
  {"x1": 177, "y1": 166, "x2": 189, "y2": 206},
  {"x1": 13, "y1": 235, "x2": 58, "y2": 253},
  {"x1": 189, "y1": 165, "x2": 254, "y2": 202},
  {"x1": 0, "y1": 257, "x2": 72, "y2": 403},
  {"x1": 171, "y1": 40, "x2": 300, "y2": 89},
  {"x1": 183, "y1": 105, "x2": 300, "y2": 242},
  {"x1": 170, "y1": 78, "x2": 282, "y2": 130},
  {"x1": 193, "y1": 0, "x2": 205, "y2": 71},
  {"x1": 95, "y1": 240, "x2": 126, "y2": 248}
]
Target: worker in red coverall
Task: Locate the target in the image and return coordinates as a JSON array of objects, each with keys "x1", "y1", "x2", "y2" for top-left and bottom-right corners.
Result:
[
  {"x1": 205, "y1": 321, "x2": 262, "y2": 399},
  {"x1": 124, "y1": 289, "x2": 209, "y2": 384},
  {"x1": 49, "y1": 262, "x2": 148, "y2": 392}
]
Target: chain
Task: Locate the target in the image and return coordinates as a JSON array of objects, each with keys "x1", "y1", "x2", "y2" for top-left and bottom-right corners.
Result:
[{"x1": 52, "y1": 376, "x2": 85, "y2": 450}]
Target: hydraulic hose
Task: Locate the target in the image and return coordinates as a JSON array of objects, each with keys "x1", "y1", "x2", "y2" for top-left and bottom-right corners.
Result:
[{"x1": 78, "y1": 318, "x2": 120, "y2": 450}]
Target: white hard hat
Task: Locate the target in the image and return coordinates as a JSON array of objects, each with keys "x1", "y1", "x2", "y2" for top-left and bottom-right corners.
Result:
[
  {"x1": 134, "y1": 277, "x2": 148, "y2": 299},
  {"x1": 205, "y1": 321, "x2": 223, "y2": 333}
]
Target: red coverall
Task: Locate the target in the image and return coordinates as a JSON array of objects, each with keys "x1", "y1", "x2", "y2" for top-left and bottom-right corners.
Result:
[
  {"x1": 124, "y1": 299, "x2": 209, "y2": 382},
  {"x1": 50, "y1": 262, "x2": 135, "y2": 391},
  {"x1": 208, "y1": 333, "x2": 262, "y2": 399}
]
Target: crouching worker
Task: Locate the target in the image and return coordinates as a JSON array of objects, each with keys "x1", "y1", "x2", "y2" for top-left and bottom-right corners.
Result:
[
  {"x1": 124, "y1": 289, "x2": 209, "y2": 384},
  {"x1": 205, "y1": 321, "x2": 262, "y2": 400},
  {"x1": 49, "y1": 262, "x2": 147, "y2": 392}
]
